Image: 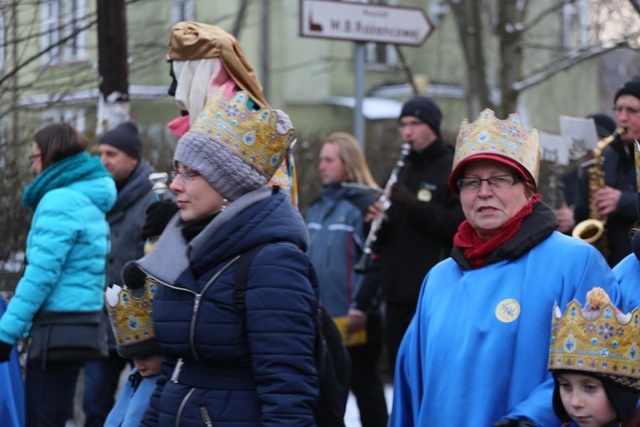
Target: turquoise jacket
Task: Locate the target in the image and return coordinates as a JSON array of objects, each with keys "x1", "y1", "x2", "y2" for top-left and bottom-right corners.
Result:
[{"x1": 0, "y1": 152, "x2": 116, "y2": 345}]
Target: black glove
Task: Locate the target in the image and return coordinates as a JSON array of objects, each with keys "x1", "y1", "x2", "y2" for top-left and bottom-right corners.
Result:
[
  {"x1": 390, "y1": 183, "x2": 416, "y2": 208},
  {"x1": 0, "y1": 339, "x2": 14, "y2": 362},
  {"x1": 141, "y1": 201, "x2": 179, "y2": 241},
  {"x1": 494, "y1": 418, "x2": 537, "y2": 427}
]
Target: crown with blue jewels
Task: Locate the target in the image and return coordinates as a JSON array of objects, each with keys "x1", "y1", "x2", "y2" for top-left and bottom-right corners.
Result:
[
  {"x1": 453, "y1": 109, "x2": 540, "y2": 184},
  {"x1": 548, "y1": 287, "x2": 640, "y2": 392},
  {"x1": 105, "y1": 278, "x2": 158, "y2": 357},
  {"x1": 189, "y1": 87, "x2": 296, "y2": 180}
]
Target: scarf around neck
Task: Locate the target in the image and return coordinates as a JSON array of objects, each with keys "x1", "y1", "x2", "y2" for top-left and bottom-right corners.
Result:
[
  {"x1": 453, "y1": 194, "x2": 542, "y2": 269},
  {"x1": 22, "y1": 151, "x2": 110, "y2": 210}
]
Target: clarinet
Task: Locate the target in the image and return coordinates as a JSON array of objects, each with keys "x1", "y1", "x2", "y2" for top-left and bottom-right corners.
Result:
[{"x1": 354, "y1": 143, "x2": 410, "y2": 273}]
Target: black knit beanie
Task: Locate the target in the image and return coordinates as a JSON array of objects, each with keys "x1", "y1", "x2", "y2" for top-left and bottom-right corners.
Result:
[
  {"x1": 399, "y1": 96, "x2": 442, "y2": 136},
  {"x1": 587, "y1": 113, "x2": 617, "y2": 139},
  {"x1": 99, "y1": 121, "x2": 143, "y2": 161},
  {"x1": 614, "y1": 76, "x2": 640, "y2": 104}
]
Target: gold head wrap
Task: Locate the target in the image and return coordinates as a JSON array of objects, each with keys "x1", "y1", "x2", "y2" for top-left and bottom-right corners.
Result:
[{"x1": 167, "y1": 21, "x2": 268, "y2": 108}]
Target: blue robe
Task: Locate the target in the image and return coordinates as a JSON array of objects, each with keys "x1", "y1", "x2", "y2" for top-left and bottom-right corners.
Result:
[
  {"x1": 614, "y1": 253, "x2": 640, "y2": 312},
  {"x1": 390, "y1": 231, "x2": 620, "y2": 427},
  {"x1": 0, "y1": 296, "x2": 25, "y2": 427}
]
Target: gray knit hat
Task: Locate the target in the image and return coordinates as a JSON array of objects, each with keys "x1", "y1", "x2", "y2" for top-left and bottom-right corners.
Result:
[{"x1": 174, "y1": 89, "x2": 295, "y2": 200}]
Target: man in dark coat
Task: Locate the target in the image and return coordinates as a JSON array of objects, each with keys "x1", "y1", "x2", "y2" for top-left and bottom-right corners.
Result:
[
  {"x1": 367, "y1": 96, "x2": 464, "y2": 377},
  {"x1": 82, "y1": 122, "x2": 160, "y2": 427}
]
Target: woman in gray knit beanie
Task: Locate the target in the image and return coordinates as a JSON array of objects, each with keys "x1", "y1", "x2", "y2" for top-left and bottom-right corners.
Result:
[{"x1": 124, "y1": 88, "x2": 321, "y2": 426}]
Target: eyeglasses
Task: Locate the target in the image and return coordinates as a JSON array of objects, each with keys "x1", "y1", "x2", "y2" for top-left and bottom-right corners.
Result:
[
  {"x1": 613, "y1": 105, "x2": 640, "y2": 115},
  {"x1": 28, "y1": 153, "x2": 41, "y2": 162},
  {"x1": 398, "y1": 120, "x2": 425, "y2": 130},
  {"x1": 171, "y1": 168, "x2": 200, "y2": 182},
  {"x1": 457, "y1": 175, "x2": 522, "y2": 191}
]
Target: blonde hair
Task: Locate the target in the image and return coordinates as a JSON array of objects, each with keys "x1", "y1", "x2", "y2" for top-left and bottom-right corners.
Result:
[{"x1": 324, "y1": 132, "x2": 380, "y2": 189}]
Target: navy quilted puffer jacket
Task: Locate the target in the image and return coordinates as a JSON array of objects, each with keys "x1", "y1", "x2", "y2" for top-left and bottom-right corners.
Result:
[{"x1": 131, "y1": 187, "x2": 318, "y2": 427}]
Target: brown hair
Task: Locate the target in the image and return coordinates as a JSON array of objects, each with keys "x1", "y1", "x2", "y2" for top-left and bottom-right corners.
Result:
[
  {"x1": 324, "y1": 132, "x2": 379, "y2": 189},
  {"x1": 33, "y1": 122, "x2": 88, "y2": 170}
]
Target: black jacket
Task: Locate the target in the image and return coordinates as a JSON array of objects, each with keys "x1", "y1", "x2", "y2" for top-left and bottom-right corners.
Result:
[
  {"x1": 374, "y1": 138, "x2": 464, "y2": 304},
  {"x1": 574, "y1": 137, "x2": 638, "y2": 267}
]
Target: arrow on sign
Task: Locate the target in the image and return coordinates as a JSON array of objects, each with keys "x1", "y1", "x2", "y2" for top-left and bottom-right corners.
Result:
[{"x1": 299, "y1": 0, "x2": 433, "y2": 46}]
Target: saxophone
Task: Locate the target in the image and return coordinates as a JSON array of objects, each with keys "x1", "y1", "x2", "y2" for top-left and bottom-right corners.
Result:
[{"x1": 572, "y1": 127, "x2": 625, "y2": 256}]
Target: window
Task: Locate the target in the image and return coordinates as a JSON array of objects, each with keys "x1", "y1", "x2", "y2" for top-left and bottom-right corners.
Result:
[
  {"x1": 364, "y1": 0, "x2": 398, "y2": 69},
  {"x1": 562, "y1": 0, "x2": 588, "y2": 50},
  {"x1": 40, "y1": 0, "x2": 60, "y2": 65},
  {"x1": 42, "y1": 109, "x2": 86, "y2": 132},
  {"x1": 171, "y1": 0, "x2": 194, "y2": 24},
  {"x1": 64, "y1": 0, "x2": 87, "y2": 62}
]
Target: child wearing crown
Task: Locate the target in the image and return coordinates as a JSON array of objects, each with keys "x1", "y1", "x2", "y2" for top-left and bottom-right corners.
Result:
[
  {"x1": 103, "y1": 280, "x2": 162, "y2": 427},
  {"x1": 549, "y1": 287, "x2": 640, "y2": 427}
]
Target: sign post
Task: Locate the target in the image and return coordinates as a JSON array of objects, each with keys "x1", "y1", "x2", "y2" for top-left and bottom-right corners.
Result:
[{"x1": 299, "y1": 0, "x2": 433, "y2": 149}]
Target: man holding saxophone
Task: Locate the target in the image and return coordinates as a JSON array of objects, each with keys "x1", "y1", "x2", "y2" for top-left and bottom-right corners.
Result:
[
  {"x1": 365, "y1": 96, "x2": 464, "y2": 378},
  {"x1": 574, "y1": 76, "x2": 640, "y2": 266}
]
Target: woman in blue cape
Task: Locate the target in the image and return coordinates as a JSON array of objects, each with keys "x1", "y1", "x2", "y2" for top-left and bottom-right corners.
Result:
[{"x1": 389, "y1": 110, "x2": 620, "y2": 427}]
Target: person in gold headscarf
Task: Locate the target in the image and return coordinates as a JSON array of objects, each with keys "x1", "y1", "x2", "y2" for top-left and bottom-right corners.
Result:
[{"x1": 389, "y1": 110, "x2": 620, "y2": 427}]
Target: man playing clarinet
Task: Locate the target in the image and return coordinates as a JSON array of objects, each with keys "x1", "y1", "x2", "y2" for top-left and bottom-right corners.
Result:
[{"x1": 365, "y1": 96, "x2": 464, "y2": 379}]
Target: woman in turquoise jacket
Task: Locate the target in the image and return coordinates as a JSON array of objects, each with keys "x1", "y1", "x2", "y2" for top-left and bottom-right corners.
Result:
[{"x1": 0, "y1": 122, "x2": 116, "y2": 427}]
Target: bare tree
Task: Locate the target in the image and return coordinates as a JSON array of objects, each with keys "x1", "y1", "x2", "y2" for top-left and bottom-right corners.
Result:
[{"x1": 447, "y1": 0, "x2": 640, "y2": 118}]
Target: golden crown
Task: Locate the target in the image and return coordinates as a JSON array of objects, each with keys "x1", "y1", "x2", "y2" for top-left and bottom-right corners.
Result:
[
  {"x1": 453, "y1": 109, "x2": 540, "y2": 184},
  {"x1": 190, "y1": 88, "x2": 295, "y2": 179},
  {"x1": 548, "y1": 288, "x2": 640, "y2": 392},
  {"x1": 105, "y1": 279, "x2": 157, "y2": 349}
]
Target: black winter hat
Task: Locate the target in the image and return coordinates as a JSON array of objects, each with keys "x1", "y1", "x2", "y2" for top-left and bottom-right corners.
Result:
[
  {"x1": 614, "y1": 76, "x2": 640, "y2": 104},
  {"x1": 99, "y1": 121, "x2": 143, "y2": 161},
  {"x1": 587, "y1": 113, "x2": 617, "y2": 138},
  {"x1": 399, "y1": 96, "x2": 442, "y2": 136}
]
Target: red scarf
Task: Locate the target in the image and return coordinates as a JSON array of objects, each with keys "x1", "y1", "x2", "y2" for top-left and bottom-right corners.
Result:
[{"x1": 453, "y1": 194, "x2": 541, "y2": 268}]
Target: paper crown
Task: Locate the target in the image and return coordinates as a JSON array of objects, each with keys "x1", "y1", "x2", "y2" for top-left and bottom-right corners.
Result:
[
  {"x1": 452, "y1": 109, "x2": 540, "y2": 186},
  {"x1": 105, "y1": 279, "x2": 159, "y2": 359},
  {"x1": 189, "y1": 88, "x2": 296, "y2": 180},
  {"x1": 548, "y1": 287, "x2": 640, "y2": 392}
]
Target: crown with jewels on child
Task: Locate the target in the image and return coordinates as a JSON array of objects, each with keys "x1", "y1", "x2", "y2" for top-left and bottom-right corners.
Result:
[
  {"x1": 105, "y1": 278, "x2": 157, "y2": 358},
  {"x1": 549, "y1": 287, "x2": 640, "y2": 393}
]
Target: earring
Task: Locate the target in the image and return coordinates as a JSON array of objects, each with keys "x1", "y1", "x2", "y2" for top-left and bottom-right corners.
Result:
[{"x1": 221, "y1": 198, "x2": 228, "y2": 212}]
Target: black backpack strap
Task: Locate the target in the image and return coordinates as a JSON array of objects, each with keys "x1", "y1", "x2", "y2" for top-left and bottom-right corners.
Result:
[{"x1": 234, "y1": 243, "x2": 268, "y2": 315}]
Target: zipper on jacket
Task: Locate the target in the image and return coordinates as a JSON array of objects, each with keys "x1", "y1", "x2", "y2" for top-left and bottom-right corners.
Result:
[
  {"x1": 189, "y1": 255, "x2": 241, "y2": 363},
  {"x1": 200, "y1": 407, "x2": 213, "y2": 427},
  {"x1": 176, "y1": 387, "x2": 196, "y2": 427},
  {"x1": 136, "y1": 267, "x2": 198, "y2": 298}
]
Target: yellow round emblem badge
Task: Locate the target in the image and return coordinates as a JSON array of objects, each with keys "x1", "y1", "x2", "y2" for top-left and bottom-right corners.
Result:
[
  {"x1": 495, "y1": 299, "x2": 520, "y2": 323},
  {"x1": 417, "y1": 188, "x2": 432, "y2": 202}
]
